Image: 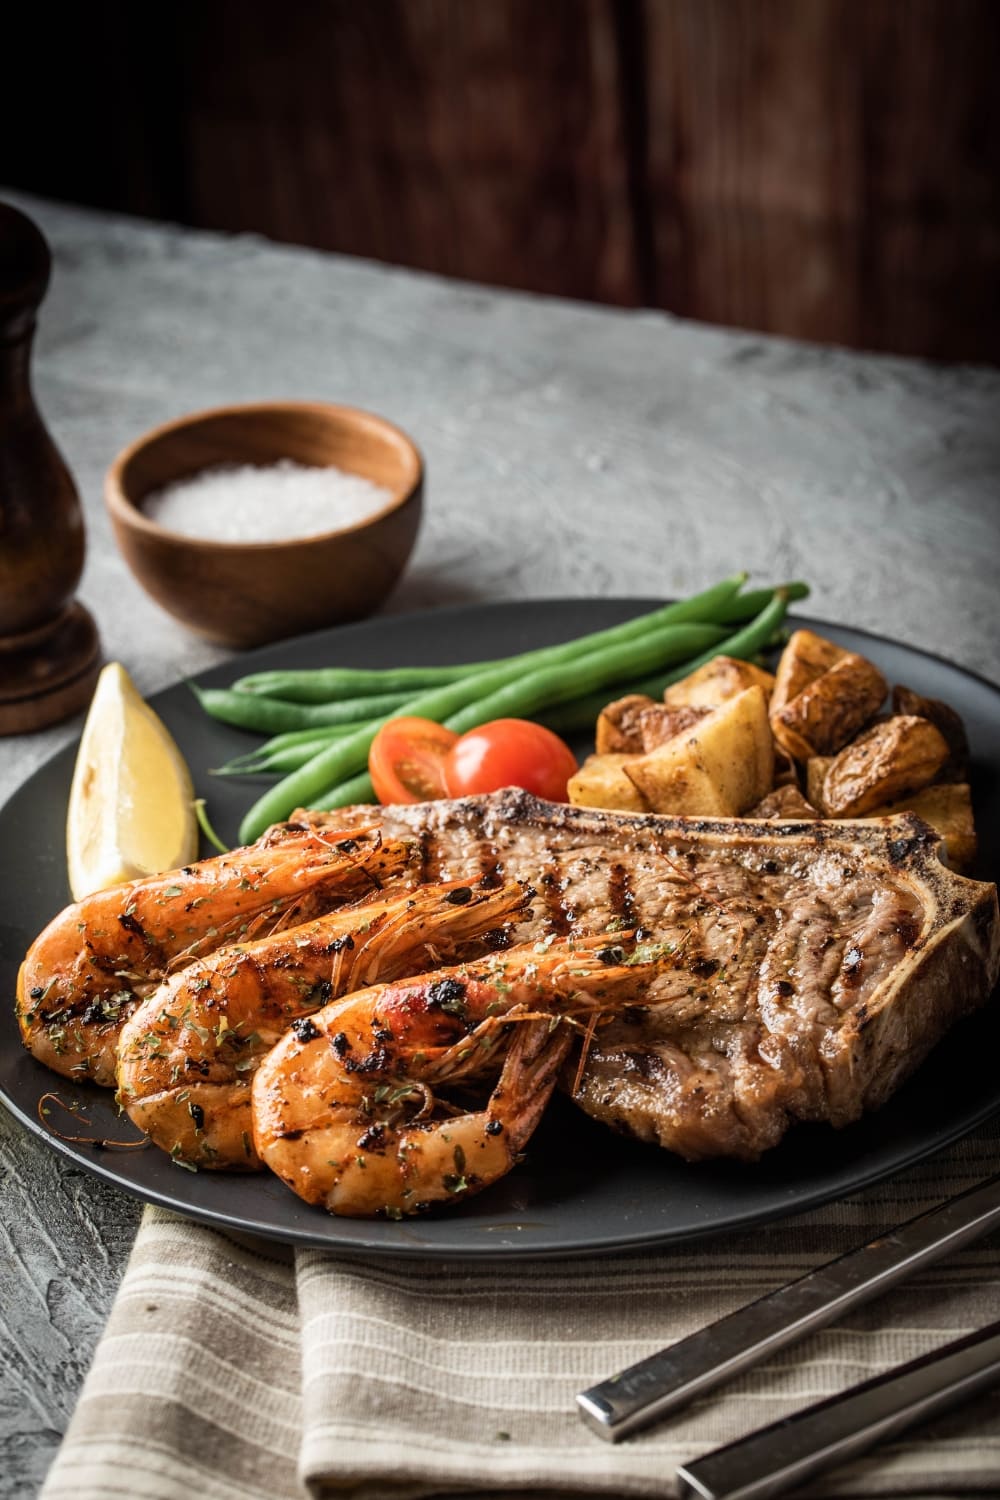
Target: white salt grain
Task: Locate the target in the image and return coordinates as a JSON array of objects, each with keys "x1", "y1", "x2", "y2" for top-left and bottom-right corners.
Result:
[{"x1": 143, "y1": 460, "x2": 394, "y2": 543}]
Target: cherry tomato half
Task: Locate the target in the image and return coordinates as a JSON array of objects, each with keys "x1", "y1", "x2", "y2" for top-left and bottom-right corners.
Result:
[
  {"x1": 443, "y1": 719, "x2": 578, "y2": 802},
  {"x1": 368, "y1": 717, "x2": 458, "y2": 804}
]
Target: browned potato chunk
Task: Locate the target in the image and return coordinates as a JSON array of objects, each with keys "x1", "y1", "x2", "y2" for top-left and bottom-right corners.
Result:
[
  {"x1": 892, "y1": 684, "x2": 970, "y2": 778},
  {"x1": 637, "y1": 704, "x2": 710, "y2": 751},
  {"x1": 770, "y1": 629, "x2": 847, "y2": 718},
  {"x1": 770, "y1": 652, "x2": 888, "y2": 761},
  {"x1": 568, "y1": 754, "x2": 650, "y2": 812},
  {"x1": 820, "y1": 716, "x2": 950, "y2": 817},
  {"x1": 805, "y1": 756, "x2": 834, "y2": 812},
  {"x1": 748, "y1": 784, "x2": 821, "y2": 819},
  {"x1": 625, "y1": 756, "x2": 733, "y2": 817},
  {"x1": 624, "y1": 686, "x2": 774, "y2": 817},
  {"x1": 862, "y1": 783, "x2": 976, "y2": 871},
  {"x1": 595, "y1": 695, "x2": 659, "y2": 755},
  {"x1": 664, "y1": 655, "x2": 776, "y2": 710}
]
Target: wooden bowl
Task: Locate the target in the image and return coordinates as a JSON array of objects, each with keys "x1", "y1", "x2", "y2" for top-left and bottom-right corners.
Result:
[{"x1": 105, "y1": 401, "x2": 423, "y2": 648}]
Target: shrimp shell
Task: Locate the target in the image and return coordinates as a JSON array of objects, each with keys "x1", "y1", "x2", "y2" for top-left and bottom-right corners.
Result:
[
  {"x1": 252, "y1": 931, "x2": 677, "y2": 1217},
  {"x1": 18, "y1": 826, "x2": 412, "y2": 1085},
  {"x1": 117, "y1": 876, "x2": 528, "y2": 1169}
]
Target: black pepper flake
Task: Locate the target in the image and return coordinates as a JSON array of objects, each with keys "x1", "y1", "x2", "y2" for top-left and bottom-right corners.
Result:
[
  {"x1": 596, "y1": 945, "x2": 626, "y2": 966},
  {"x1": 775, "y1": 979, "x2": 794, "y2": 997},
  {"x1": 332, "y1": 1031, "x2": 351, "y2": 1055},
  {"x1": 292, "y1": 1016, "x2": 321, "y2": 1043},
  {"x1": 445, "y1": 886, "x2": 473, "y2": 906},
  {"x1": 330, "y1": 934, "x2": 355, "y2": 953},
  {"x1": 356, "y1": 1123, "x2": 386, "y2": 1151},
  {"x1": 29, "y1": 986, "x2": 44, "y2": 999},
  {"x1": 337, "y1": 839, "x2": 359, "y2": 853},
  {"x1": 118, "y1": 911, "x2": 147, "y2": 939},
  {"x1": 427, "y1": 978, "x2": 468, "y2": 1012},
  {"x1": 485, "y1": 1119, "x2": 503, "y2": 1136},
  {"x1": 188, "y1": 1101, "x2": 205, "y2": 1131},
  {"x1": 478, "y1": 870, "x2": 502, "y2": 889},
  {"x1": 690, "y1": 957, "x2": 720, "y2": 979},
  {"x1": 481, "y1": 927, "x2": 512, "y2": 951}
]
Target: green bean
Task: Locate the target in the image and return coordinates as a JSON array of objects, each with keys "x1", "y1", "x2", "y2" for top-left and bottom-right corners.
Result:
[
  {"x1": 438, "y1": 622, "x2": 721, "y2": 737},
  {"x1": 249, "y1": 725, "x2": 364, "y2": 751},
  {"x1": 657, "y1": 588, "x2": 790, "y2": 685},
  {"x1": 307, "y1": 770, "x2": 376, "y2": 811},
  {"x1": 192, "y1": 685, "x2": 412, "y2": 733},
  {"x1": 238, "y1": 617, "x2": 728, "y2": 841},
  {"x1": 212, "y1": 729, "x2": 359, "y2": 777},
  {"x1": 538, "y1": 590, "x2": 795, "y2": 734},
  {"x1": 232, "y1": 663, "x2": 474, "y2": 702},
  {"x1": 229, "y1": 574, "x2": 747, "y2": 703},
  {"x1": 713, "y1": 580, "x2": 807, "y2": 623}
]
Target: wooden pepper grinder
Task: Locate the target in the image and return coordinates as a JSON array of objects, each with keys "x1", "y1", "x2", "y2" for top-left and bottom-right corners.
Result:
[{"x1": 0, "y1": 202, "x2": 100, "y2": 733}]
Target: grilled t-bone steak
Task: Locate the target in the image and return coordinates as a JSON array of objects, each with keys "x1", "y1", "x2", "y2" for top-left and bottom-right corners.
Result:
[{"x1": 278, "y1": 791, "x2": 999, "y2": 1162}]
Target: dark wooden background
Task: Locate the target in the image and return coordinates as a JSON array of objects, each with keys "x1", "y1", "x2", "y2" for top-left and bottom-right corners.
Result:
[{"x1": 5, "y1": 0, "x2": 999, "y2": 360}]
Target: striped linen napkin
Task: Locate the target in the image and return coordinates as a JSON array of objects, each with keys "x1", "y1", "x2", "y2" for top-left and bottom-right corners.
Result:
[{"x1": 41, "y1": 1118, "x2": 1000, "y2": 1500}]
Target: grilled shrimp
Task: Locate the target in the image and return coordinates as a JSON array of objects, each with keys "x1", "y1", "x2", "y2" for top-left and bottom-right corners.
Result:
[
  {"x1": 252, "y1": 932, "x2": 674, "y2": 1217},
  {"x1": 18, "y1": 826, "x2": 411, "y2": 1085},
  {"x1": 117, "y1": 877, "x2": 528, "y2": 1169}
]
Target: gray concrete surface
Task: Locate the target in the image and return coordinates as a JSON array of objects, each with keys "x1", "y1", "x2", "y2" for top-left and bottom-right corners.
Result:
[{"x1": 1, "y1": 190, "x2": 998, "y2": 1498}]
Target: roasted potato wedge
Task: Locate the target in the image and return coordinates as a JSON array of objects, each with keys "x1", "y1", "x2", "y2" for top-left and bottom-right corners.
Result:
[
  {"x1": 892, "y1": 684, "x2": 970, "y2": 778},
  {"x1": 770, "y1": 629, "x2": 847, "y2": 718},
  {"x1": 748, "y1": 784, "x2": 821, "y2": 820},
  {"x1": 595, "y1": 694, "x2": 659, "y2": 755},
  {"x1": 820, "y1": 715, "x2": 950, "y2": 818},
  {"x1": 624, "y1": 686, "x2": 774, "y2": 817},
  {"x1": 625, "y1": 757, "x2": 733, "y2": 818},
  {"x1": 862, "y1": 783, "x2": 976, "y2": 871},
  {"x1": 770, "y1": 651, "x2": 887, "y2": 761},
  {"x1": 664, "y1": 655, "x2": 775, "y2": 710},
  {"x1": 568, "y1": 754, "x2": 650, "y2": 813}
]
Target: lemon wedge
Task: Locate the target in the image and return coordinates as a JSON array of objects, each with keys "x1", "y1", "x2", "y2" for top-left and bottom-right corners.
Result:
[{"x1": 66, "y1": 662, "x2": 199, "y2": 900}]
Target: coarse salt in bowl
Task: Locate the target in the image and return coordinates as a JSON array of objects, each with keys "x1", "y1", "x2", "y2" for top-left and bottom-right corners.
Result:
[
  {"x1": 105, "y1": 402, "x2": 423, "y2": 648},
  {"x1": 142, "y1": 460, "x2": 396, "y2": 544}
]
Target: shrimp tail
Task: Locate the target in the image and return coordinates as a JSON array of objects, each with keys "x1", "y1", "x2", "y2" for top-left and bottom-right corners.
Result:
[{"x1": 490, "y1": 1018, "x2": 574, "y2": 1156}]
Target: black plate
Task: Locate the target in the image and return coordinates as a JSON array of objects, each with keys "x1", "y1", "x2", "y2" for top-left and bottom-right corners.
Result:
[{"x1": 1, "y1": 600, "x2": 998, "y2": 1259}]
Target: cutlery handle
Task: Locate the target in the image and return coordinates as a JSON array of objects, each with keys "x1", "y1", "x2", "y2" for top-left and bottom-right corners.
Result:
[
  {"x1": 675, "y1": 1318, "x2": 1000, "y2": 1500},
  {"x1": 577, "y1": 1171, "x2": 1000, "y2": 1441}
]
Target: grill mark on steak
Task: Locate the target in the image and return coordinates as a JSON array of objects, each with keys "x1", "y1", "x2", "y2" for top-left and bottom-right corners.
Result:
[
  {"x1": 538, "y1": 862, "x2": 574, "y2": 935},
  {"x1": 608, "y1": 862, "x2": 638, "y2": 931},
  {"x1": 475, "y1": 836, "x2": 505, "y2": 890},
  {"x1": 286, "y1": 790, "x2": 1000, "y2": 1163}
]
